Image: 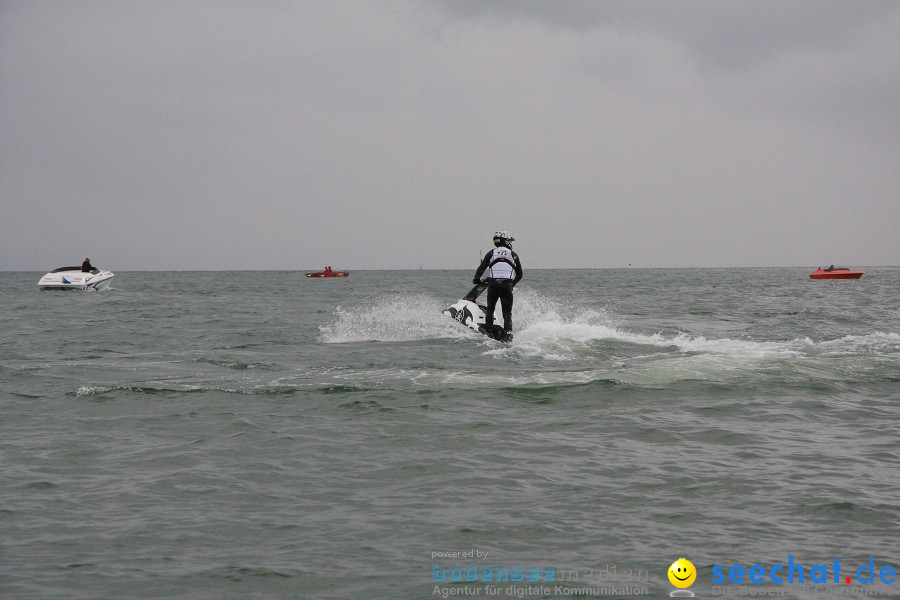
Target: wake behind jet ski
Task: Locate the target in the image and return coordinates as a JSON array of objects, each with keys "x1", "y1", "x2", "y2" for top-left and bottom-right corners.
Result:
[{"x1": 443, "y1": 281, "x2": 513, "y2": 342}]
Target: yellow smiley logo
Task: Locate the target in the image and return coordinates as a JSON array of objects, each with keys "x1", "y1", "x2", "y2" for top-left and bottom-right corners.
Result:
[{"x1": 668, "y1": 558, "x2": 697, "y2": 588}]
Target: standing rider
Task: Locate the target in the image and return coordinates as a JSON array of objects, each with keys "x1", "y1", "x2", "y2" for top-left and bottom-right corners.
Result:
[{"x1": 473, "y1": 231, "x2": 523, "y2": 335}]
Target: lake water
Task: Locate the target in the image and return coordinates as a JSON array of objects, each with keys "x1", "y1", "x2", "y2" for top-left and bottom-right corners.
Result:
[{"x1": 2, "y1": 268, "x2": 898, "y2": 599}]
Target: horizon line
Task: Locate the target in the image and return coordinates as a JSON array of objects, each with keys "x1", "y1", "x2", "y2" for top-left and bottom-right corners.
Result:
[{"x1": 5, "y1": 265, "x2": 897, "y2": 273}]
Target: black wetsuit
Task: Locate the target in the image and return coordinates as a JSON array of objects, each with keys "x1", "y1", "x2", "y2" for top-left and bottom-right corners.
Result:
[
  {"x1": 473, "y1": 246, "x2": 523, "y2": 332},
  {"x1": 81, "y1": 261, "x2": 94, "y2": 272}
]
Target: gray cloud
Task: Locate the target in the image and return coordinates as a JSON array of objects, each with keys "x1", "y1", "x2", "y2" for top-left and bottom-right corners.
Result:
[{"x1": 426, "y1": 0, "x2": 896, "y2": 70}]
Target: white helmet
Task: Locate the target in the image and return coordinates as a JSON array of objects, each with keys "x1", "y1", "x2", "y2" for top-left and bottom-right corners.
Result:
[{"x1": 493, "y1": 231, "x2": 515, "y2": 246}]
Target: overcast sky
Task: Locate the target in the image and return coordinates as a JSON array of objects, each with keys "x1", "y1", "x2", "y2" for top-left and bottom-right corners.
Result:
[{"x1": 2, "y1": 0, "x2": 898, "y2": 270}]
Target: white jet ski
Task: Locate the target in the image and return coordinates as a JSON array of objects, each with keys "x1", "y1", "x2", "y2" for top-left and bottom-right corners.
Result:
[
  {"x1": 443, "y1": 282, "x2": 513, "y2": 342},
  {"x1": 38, "y1": 267, "x2": 115, "y2": 291}
]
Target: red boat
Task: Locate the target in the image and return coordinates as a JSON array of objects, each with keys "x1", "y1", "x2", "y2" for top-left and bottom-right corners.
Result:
[
  {"x1": 809, "y1": 266, "x2": 864, "y2": 280},
  {"x1": 306, "y1": 266, "x2": 349, "y2": 278}
]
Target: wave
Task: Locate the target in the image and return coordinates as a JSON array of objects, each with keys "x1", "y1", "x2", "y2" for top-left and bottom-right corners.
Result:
[
  {"x1": 316, "y1": 289, "x2": 898, "y2": 385},
  {"x1": 815, "y1": 331, "x2": 900, "y2": 354},
  {"x1": 73, "y1": 385, "x2": 303, "y2": 398},
  {"x1": 319, "y1": 294, "x2": 472, "y2": 342}
]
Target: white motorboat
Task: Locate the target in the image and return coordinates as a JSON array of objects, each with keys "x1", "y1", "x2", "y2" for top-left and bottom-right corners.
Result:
[{"x1": 38, "y1": 267, "x2": 115, "y2": 291}]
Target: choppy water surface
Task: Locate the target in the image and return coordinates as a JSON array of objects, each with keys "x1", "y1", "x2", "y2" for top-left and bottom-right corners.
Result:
[{"x1": 1, "y1": 268, "x2": 898, "y2": 599}]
